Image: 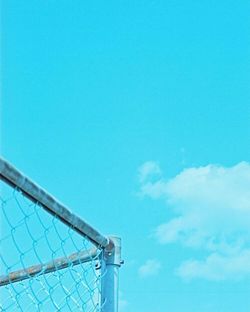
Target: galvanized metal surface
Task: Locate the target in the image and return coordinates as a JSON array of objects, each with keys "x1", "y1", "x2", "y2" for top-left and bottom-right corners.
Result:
[
  {"x1": 0, "y1": 158, "x2": 123, "y2": 310},
  {"x1": 0, "y1": 248, "x2": 98, "y2": 286},
  {"x1": 0, "y1": 157, "x2": 109, "y2": 248},
  {"x1": 101, "y1": 236, "x2": 122, "y2": 312}
]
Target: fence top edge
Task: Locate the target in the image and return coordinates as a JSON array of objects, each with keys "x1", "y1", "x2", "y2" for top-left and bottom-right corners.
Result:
[{"x1": 0, "y1": 157, "x2": 109, "y2": 249}]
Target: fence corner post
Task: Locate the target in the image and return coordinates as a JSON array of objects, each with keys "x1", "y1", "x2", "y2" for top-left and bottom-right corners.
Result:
[{"x1": 101, "y1": 236, "x2": 122, "y2": 312}]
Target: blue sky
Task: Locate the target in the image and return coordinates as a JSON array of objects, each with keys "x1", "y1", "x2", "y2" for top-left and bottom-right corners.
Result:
[{"x1": 1, "y1": 0, "x2": 250, "y2": 311}]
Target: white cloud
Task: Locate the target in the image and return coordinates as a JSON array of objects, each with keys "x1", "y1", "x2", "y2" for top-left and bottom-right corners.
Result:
[
  {"x1": 119, "y1": 292, "x2": 128, "y2": 310},
  {"x1": 177, "y1": 250, "x2": 250, "y2": 281},
  {"x1": 119, "y1": 298, "x2": 128, "y2": 310},
  {"x1": 138, "y1": 259, "x2": 161, "y2": 278},
  {"x1": 140, "y1": 180, "x2": 167, "y2": 199},
  {"x1": 139, "y1": 161, "x2": 250, "y2": 280},
  {"x1": 138, "y1": 161, "x2": 161, "y2": 183}
]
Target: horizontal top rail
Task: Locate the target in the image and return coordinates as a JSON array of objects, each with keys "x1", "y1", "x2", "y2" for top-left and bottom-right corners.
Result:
[
  {"x1": 0, "y1": 247, "x2": 99, "y2": 286},
  {"x1": 0, "y1": 157, "x2": 109, "y2": 248}
]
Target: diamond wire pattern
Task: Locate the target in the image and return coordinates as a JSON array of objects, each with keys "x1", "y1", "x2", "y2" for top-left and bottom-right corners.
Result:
[{"x1": 0, "y1": 182, "x2": 103, "y2": 311}]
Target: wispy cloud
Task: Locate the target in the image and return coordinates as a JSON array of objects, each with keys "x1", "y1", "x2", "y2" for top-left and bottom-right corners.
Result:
[
  {"x1": 138, "y1": 161, "x2": 162, "y2": 183},
  {"x1": 139, "y1": 161, "x2": 250, "y2": 281},
  {"x1": 119, "y1": 292, "x2": 128, "y2": 310},
  {"x1": 138, "y1": 259, "x2": 161, "y2": 278},
  {"x1": 177, "y1": 250, "x2": 250, "y2": 281}
]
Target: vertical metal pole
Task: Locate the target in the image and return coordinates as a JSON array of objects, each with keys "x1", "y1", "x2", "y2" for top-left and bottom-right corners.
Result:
[{"x1": 101, "y1": 236, "x2": 122, "y2": 312}]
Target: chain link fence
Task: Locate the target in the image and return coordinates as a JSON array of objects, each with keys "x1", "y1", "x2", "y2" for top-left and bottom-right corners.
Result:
[{"x1": 0, "y1": 158, "x2": 122, "y2": 312}]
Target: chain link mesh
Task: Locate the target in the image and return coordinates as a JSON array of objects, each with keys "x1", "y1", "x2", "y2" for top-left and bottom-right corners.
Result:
[{"x1": 0, "y1": 181, "x2": 103, "y2": 311}]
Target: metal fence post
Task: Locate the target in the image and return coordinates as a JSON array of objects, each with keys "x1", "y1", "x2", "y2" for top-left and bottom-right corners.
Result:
[{"x1": 101, "y1": 236, "x2": 122, "y2": 312}]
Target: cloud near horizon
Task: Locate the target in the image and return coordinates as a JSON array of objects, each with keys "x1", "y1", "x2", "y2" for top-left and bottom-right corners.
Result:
[{"x1": 139, "y1": 161, "x2": 250, "y2": 281}]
